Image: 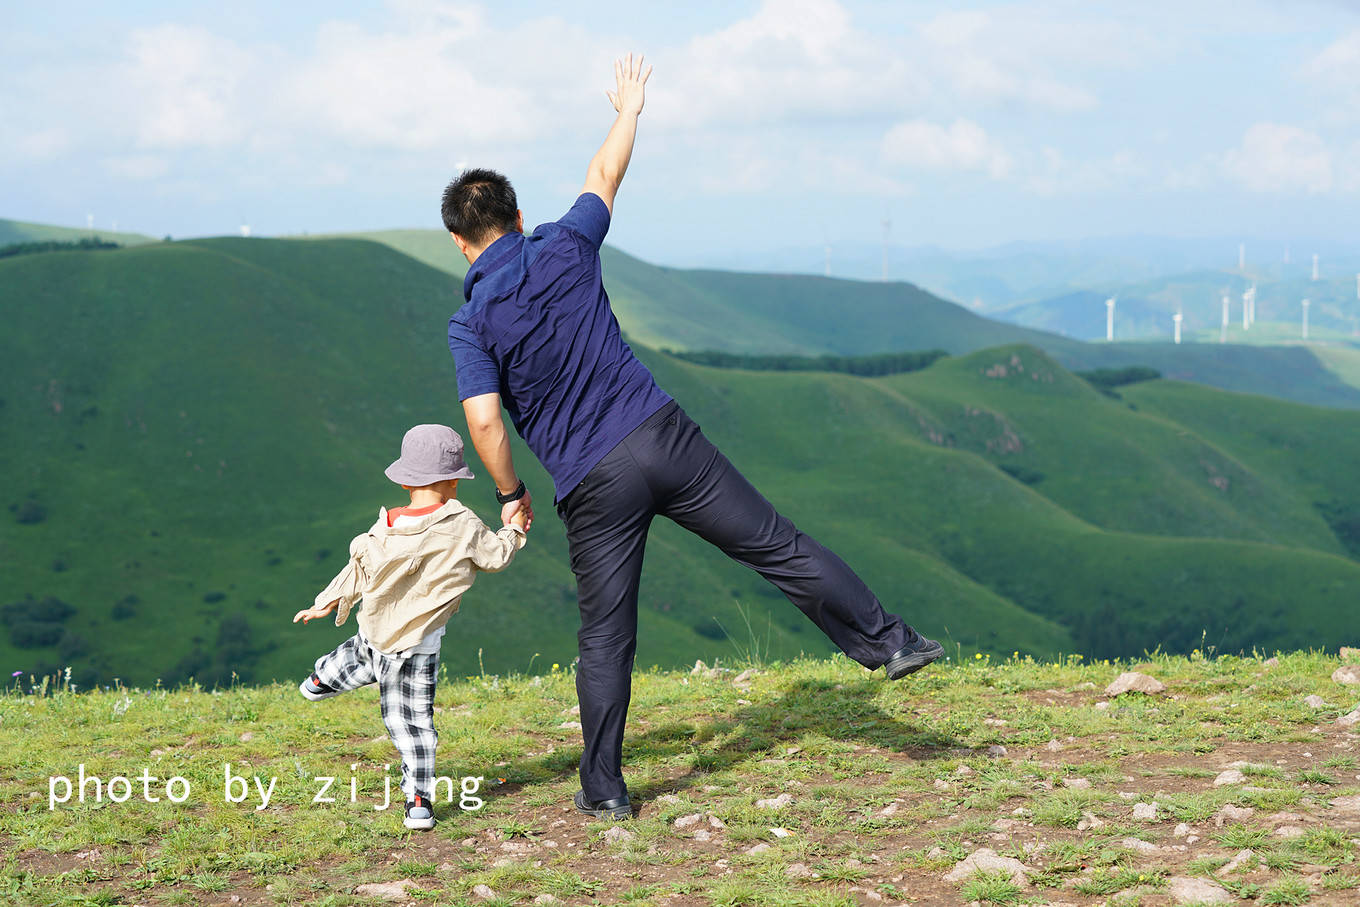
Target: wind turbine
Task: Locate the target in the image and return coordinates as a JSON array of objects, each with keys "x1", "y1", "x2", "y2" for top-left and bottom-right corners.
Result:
[
  {"x1": 1302, "y1": 298, "x2": 1310, "y2": 340},
  {"x1": 1105, "y1": 296, "x2": 1116, "y2": 342},
  {"x1": 1313, "y1": 253, "x2": 1320, "y2": 281},
  {"x1": 1173, "y1": 310, "x2": 1183, "y2": 345},
  {"x1": 1220, "y1": 292, "x2": 1230, "y2": 344}
]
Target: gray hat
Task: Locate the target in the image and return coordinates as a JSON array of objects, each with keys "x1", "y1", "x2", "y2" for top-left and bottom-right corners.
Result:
[{"x1": 385, "y1": 424, "x2": 475, "y2": 486}]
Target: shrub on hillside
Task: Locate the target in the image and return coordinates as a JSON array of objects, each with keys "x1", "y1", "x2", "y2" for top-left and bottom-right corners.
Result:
[
  {"x1": 10, "y1": 622, "x2": 65, "y2": 649},
  {"x1": 15, "y1": 499, "x2": 46, "y2": 525},
  {"x1": 111, "y1": 595, "x2": 139, "y2": 621}
]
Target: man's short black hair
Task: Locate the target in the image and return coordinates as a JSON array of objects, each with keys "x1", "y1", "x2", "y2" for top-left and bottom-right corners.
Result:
[{"x1": 441, "y1": 168, "x2": 519, "y2": 246}]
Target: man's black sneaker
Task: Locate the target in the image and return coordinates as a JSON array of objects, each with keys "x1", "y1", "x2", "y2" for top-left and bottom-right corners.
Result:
[
  {"x1": 573, "y1": 789, "x2": 633, "y2": 821},
  {"x1": 299, "y1": 673, "x2": 341, "y2": 701},
  {"x1": 883, "y1": 634, "x2": 944, "y2": 680},
  {"x1": 404, "y1": 795, "x2": 435, "y2": 830}
]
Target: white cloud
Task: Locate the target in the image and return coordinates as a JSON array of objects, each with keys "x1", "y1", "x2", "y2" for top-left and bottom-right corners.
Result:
[
  {"x1": 648, "y1": 0, "x2": 922, "y2": 130},
  {"x1": 121, "y1": 25, "x2": 255, "y2": 149},
  {"x1": 104, "y1": 155, "x2": 170, "y2": 181},
  {"x1": 913, "y1": 8, "x2": 1155, "y2": 113},
  {"x1": 1026, "y1": 146, "x2": 1142, "y2": 196},
  {"x1": 881, "y1": 118, "x2": 1011, "y2": 179},
  {"x1": 1304, "y1": 28, "x2": 1360, "y2": 87},
  {"x1": 1221, "y1": 122, "x2": 1334, "y2": 194}
]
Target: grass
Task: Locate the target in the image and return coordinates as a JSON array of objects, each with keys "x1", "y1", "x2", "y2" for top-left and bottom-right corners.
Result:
[{"x1": 3, "y1": 649, "x2": 1360, "y2": 906}]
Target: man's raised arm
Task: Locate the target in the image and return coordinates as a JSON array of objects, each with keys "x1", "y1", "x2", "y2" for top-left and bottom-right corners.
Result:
[{"x1": 582, "y1": 53, "x2": 652, "y2": 216}]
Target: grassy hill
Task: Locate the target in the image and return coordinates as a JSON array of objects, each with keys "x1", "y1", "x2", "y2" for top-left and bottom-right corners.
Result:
[
  {"x1": 0, "y1": 217, "x2": 155, "y2": 249},
  {"x1": 4, "y1": 651, "x2": 1360, "y2": 906},
  {"x1": 7, "y1": 238, "x2": 1360, "y2": 690}
]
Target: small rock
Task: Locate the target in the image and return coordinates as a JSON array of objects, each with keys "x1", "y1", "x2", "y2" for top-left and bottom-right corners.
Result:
[
  {"x1": 990, "y1": 818, "x2": 1020, "y2": 832},
  {"x1": 1216, "y1": 849, "x2": 1255, "y2": 876},
  {"x1": 1330, "y1": 795, "x2": 1360, "y2": 813},
  {"x1": 656, "y1": 794, "x2": 681, "y2": 804},
  {"x1": 1045, "y1": 739, "x2": 1063, "y2": 752},
  {"x1": 238, "y1": 731, "x2": 254, "y2": 742},
  {"x1": 1012, "y1": 807, "x2": 1032, "y2": 817},
  {"x1": 955, "y1": 764, "x2": 974, "y2": 776},
  {"x1": 746, "y1": 843, "x2": 771, "y2": 856},
  {"x1": 927, "y1": 846, "x2": 948, "y2": 859},
  {"x1": 1132, "y1": 802, "x2": 1158, "y2": 821},
  {"x1": 355, "y1": 880, "x2": 419, "y2": 901},
  {"x1": 1120, "y1": 837, "x2": 1159, "y2": 854},
  {"x1": 785, "y1": 862, "x2": 814, "y2": 878},
  {"x1": 769, "y1": 827, "x2": 792, "y2": 838},
  {"x1": 1213, "y1": 770, "x2": 1246, "y2": 787},
  {"x1": 1077, "y1": 811, "x2": 1105, "y2": 831},
  {"x1": 691, "y1": 659, "x2": 709, "y2": 674},
  {"x1": 558, "y1": 721, "x2": 582, "y2": 730},
  {"x1": 1264, "y1": 656, "x2": 1279, "y2": 667},
  {"x1": 1186, "y1": 834, "x2": 1201, "y2": 844},
  {"x1": 693, "y1": 829, "x2": 712, "y2": 842},
  {"x1": 1062, "y1": 777, "x2": 1091, "y2": 789},
  {"x1": 1167, "y1": 877, "x2": 1232, "y2": 904},
  {"x1": 674, "y1": 813, "x2": 704, "y2": 829},
  {"x1": 1105, "y1": 671, "x2": 1166, "y2": 696},
  {"x1": 878, "y1": 802, "x2": 900, "y2": 816},
  {"x1": 1274, "y1": 825, "x2": 1306, "y2": 839},
  {"x1": 1094, "y1": 701, "x2": 1110, "y2": 711},
  {"x1": 1173, "y1": 823, "x2": 1192, "y2": 837},
  {"x1": 471, "y1": 884, "x2": 498, "y2": 900},
  {"x1": 933, "y1": 779, "x2": 951, "y2": 791},
  {"x1": 1214, "y1": 804, "x2": 1255, "y2": 826},
  {"x1": 599, "y1": 826, "x2": 634, "y2": 843},
  {"x1": 1304, "y1": 695, "x2": 1328, "y2": 708},
  {"x1": 560, "y1": 704, "x2": 580, "y2": 716},
  {"x1": 1338, "y1": 707, "x2": 1360, "y2": 727},
  {"x1": 733, "y1": 668, "x2": 758, "y2": 685},
  {"x1": 756, "y1": 793, "x2": 793, "y2": 810},
  {"x1": 709, "y1": 815, "x2": 726, "y2": 829},
  {"x1": 1333, "y1": 665, "x2": 1360, "y2": 685},
  {"x1": 986, "y1": 745, "x2": 1007, "y2": 758},
  {"x1": 943, "y1": 848, "x2": 1030, "y2": 888}
]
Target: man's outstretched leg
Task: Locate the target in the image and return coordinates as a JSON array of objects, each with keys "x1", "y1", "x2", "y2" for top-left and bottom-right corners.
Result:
[{"x1": 643, "y1": 405, "x2": 941, "y2": 676}]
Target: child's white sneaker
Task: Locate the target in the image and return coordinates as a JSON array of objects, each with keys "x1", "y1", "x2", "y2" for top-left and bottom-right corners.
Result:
[
  {"x1": 404, "y1": 795, "x2": 435, "y2": 830},
  {"x1": 299, "y1": 673, "x2": 341, "y2": 701}
]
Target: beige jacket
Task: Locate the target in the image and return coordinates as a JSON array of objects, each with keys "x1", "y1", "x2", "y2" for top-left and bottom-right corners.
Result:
[{"x1": 314, "y1": 498, "x2": 526, "y2": 655}]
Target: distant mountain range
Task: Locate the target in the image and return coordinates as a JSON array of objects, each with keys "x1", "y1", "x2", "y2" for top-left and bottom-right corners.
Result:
[{"x1": 4, "y1": 227, "x2": 1360, "y2": 690}]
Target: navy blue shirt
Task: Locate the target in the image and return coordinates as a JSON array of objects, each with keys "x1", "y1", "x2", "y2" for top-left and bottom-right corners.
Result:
[{"x1": 448, "y1": 192, "x2": 672, "y2": 503}]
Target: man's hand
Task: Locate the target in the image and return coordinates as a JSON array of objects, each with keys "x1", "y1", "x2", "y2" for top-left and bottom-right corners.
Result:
[
  {"x1": 584, "y1": 53, "x2": 652, "y2": 215},
  {"x1": 606, "y1": 53, "x2": 651, "y2": 117},
  {"x1": 293, "y1": 599, "x2": 338, "y2": 624},
  {"x1": 503, "y1": 489, "x2": 533, "y2": 532}
]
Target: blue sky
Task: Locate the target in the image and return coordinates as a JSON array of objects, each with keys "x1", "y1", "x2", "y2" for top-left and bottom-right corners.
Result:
[{"x1": 4, "y1": 1, "x2": 1359, "y2": 267}]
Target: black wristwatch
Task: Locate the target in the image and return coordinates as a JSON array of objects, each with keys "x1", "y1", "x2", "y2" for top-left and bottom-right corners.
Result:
[{"x1": 495, "y1": 480, "x2": 527, "y2": 504}]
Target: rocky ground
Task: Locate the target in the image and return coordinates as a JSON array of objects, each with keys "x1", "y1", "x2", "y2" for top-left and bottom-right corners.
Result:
[{"x1": 3, "y1": 651, "x2": 1359, "y2": 906}]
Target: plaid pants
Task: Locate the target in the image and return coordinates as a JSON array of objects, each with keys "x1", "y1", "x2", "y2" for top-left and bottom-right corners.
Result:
[{"x1": 311, "y1": 633, "x2": 439, "y2": 802}]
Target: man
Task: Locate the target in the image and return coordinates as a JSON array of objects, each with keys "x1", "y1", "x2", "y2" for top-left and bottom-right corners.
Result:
[{"x1": 443, "y1": 54, "x2": 942, "y2": 821}]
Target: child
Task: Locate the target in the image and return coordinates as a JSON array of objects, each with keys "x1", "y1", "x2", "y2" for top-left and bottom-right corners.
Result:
[{"x1": 293, "y1": 423, "x2": 527, "y2": 829}]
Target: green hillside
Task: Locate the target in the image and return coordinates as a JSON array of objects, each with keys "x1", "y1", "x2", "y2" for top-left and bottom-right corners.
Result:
[
  {"x1": 0, "y1": 217, "x2": 155, "y2": 249},
  {"x1": 334, "y1": 228, "x2": 1360, "y2": 408},
  {"x1": 4, "y1": 238, "x2": 1360, "y2": 691}
]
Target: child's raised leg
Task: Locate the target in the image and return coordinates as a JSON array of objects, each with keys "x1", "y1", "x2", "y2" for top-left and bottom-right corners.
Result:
[{"x1": 303, "y1": 634, "x2": 379, "y2": 700}]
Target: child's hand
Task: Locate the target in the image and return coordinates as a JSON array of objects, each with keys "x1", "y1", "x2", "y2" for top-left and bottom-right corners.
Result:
[
  {"x1": 510, "y1": 509, "x2": 529, "y2": 531},
  {"x1": 293, "y1": 600, "x2": 338, "y2": 624}
]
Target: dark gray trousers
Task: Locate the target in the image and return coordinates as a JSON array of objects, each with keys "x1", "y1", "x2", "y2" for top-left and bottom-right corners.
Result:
[{"x1": 555, "y1": 400, "x2": 913, "y2": 802}]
